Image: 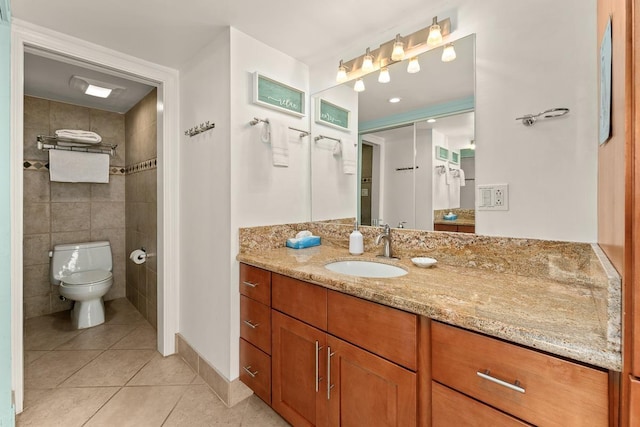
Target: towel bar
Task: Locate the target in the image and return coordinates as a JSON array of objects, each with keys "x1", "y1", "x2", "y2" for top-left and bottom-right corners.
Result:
[{"x1": 37, "y1": 135, "x2": 117, "y2": 157}]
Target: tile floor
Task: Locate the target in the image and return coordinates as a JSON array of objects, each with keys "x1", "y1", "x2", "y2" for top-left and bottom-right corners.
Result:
[{"x1": 18, "y1": 298, "x2": 290, "y2": 426}]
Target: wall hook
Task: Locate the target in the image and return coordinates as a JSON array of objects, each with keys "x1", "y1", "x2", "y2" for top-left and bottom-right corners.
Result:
[{"x1": 515, "y1": 108, "x2": 569, "y2": 126}]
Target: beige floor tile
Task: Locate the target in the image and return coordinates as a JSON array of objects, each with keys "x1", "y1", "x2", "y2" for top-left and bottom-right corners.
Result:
[
  {"x1": 24, "y1": 350, "x2": 48, "y2": 365},
  {"x1": 111, "y1": 323, "x2": 157, "y2": 350},
  {"x1": 55, "y1": 324, "x2": 138, "y2": 350},
  {"x1": 163, "y1": 384, "x2": 246, "y2": 426},
  {"x1": 242, "y1": 395, "x2": 291, "y2": 426},
  {"x1": 61, "y1": 349, "x2": 156, "y2": 387},
  {"x1": 127, "y1": 354, "x2": 196, "y2": 386},
  {"x1": 85, "y1": 385, "x2": 186, "y2": 426},
  {"x1": 24, "y1": 312, "x2": 83, "y2": 350},
  {"x1": 17, "y1": 387, "x2": 119, "y2": 427},
  {"x1": 191, "y1": 374, "x2": 206, "y2": 385},
  {"x1": 104, "y1": 298, "x2": 146, "y2": 325},
  {"x1": 25, "y1": 350, "x2": 102, "y2": 389}
]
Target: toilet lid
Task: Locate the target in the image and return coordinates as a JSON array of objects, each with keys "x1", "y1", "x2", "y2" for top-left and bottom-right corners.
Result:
[{"x1": 62, "y1": 270, "x2": 112, "y2": 285}]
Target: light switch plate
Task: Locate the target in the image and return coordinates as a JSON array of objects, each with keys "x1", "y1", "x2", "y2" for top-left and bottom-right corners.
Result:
[{"x1": 477, "y1": 184, "x2": 509, "y2": 211}]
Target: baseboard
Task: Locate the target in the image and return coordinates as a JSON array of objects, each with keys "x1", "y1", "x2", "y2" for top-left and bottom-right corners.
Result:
[{"x1": 175, "y1": 334, "x2": 253, "y2": 407}]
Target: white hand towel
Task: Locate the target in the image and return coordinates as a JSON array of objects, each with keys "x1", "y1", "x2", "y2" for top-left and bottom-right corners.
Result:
[
  {"x1": 458, "y1": 168, "x2": 466, "y2": 187},
  {"x1": 55, "y1": 129, "x2": 102, "y2": 144},
  {"x1": 269, "y1": 120, "x2": 288, "y2": 167},
  {"x1": 444, "y1": 167, "x2": 451, "y2": 185},
  {"x1": 342, "y1": 139, "x2": 357, "y2": 175},
  {"x1": 49, "y1": 150, "x2": 110, "y2": 183}
]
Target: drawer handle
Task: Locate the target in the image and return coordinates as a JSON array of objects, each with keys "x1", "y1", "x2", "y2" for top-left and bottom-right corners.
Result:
[
  {"x1": 315, "y1": 341, "x2": 324, "y2": 392},
  {"x1": 477, "y1": 370, "x2": 525, "y2": 394},
  {"x1": 242, "y1": 281, "x2": 258, "y2": 288},
  {"x1": 243, "y1": 320, "x2": 260, "y2": 329},
  {"x1": 243, "y1": 366, "x2": 258, "y2": 378}
]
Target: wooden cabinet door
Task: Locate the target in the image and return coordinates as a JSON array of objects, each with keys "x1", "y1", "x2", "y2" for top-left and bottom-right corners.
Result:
[
  {"x1": 272, "y1": 310, "x2": 327, "y2": 427},
  {"x1": 326, "y1": 335, "x2": 417, "y2": 427},
  {"x1": 630, "y1": 377, "x2": 640, "y2": 425}
]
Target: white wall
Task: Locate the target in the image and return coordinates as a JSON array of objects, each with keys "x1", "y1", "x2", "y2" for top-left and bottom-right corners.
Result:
[
  {"x1": 310, "y1": 0, "x2": 597, "y2": 242},
  {"x1": 180, "y1": 27, "x2": 311, "y2": 381},
  {"x1": 310, "y1": 84, "x2": 358, "y2": 220},
  {"x1": 179, "y1": 31, "x2": 233, "y2": 377},
  {"x1": 383, "y1": 131, "x2": 414, "y2": 228},
  {"x1": 415, "y1": 128, "x2": 433, "y2": 230}
]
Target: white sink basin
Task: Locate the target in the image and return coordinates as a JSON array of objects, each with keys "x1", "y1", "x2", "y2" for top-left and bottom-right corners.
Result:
[{"x1": 324, "y1": 260, "x2": 408, "y2": 278}]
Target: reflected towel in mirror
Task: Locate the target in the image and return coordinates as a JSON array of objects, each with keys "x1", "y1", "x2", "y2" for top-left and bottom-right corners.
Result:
[{"x1": 342, "y1": 138, "x2": 356, "y2": 175}]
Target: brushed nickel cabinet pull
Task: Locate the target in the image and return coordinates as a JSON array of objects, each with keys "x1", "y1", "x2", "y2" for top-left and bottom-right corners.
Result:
[
  {"x1": 242, "y1": 281, "x2": 258, "y2": 288},
  {"x1": 243, "y1": 320, "x2": 260, "y2": 329},
  {"x1": 243, "y1": 366, "x2": 258, "y2": 378},
  {"x1": 315, "y1": 341, "x2": 322, "y2": 392},
  {"x1": 477, "y1": 370, "x2": 525, "y2": 394},
  {"x1": 327, "y1": 347, "x2": 335, "y2": 400}
]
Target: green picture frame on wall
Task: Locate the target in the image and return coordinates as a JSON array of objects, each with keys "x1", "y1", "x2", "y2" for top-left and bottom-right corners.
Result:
[
  {"x1": 253, "y1": 72, "x2": 306, "y2": 117},
  {"x1": 435, "y1": 145, "x2": 449, "y2": 162},
  {"x1": 450, "y1": 150, "x2": 460, "y2": 165},
  {"x1": 316, "y1": 98, "x2": 350, "y2": 131}
]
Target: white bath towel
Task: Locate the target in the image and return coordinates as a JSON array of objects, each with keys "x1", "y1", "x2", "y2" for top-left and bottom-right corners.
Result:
[
  {"x1": 458, "y1": 168, "x2": 466, "y2": 187},
  {"x1": 269, "y1": 120, "x2": 288, "y2": 167},
  {"x1": 49, "y1": 150, "x2": 110, "y2": 183},
  {"x1": 342, "y1": 139, "x2": 357, "y2": 175},
  {"x1": 55, "y1": 129, "x2": 103, "y2": 144}
]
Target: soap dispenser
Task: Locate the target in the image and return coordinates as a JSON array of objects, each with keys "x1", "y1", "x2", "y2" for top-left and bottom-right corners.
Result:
[{"x1": 349, "y1": 221, "x2": 364, "y2": 255}]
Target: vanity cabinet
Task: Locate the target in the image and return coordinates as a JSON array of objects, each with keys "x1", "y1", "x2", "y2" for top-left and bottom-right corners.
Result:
[
  {"x1": 239, "y1": 264, "x2": 272, "y2": 404},
  {"x1": 431, "y1": 321, "x2": 609, "y2": 426},
  {"x1": 433, "y1": 223, "x2": 475, "y2": 233},
  {"x1": 270, "y1": 272, "x2": 417, "y2": 426}
]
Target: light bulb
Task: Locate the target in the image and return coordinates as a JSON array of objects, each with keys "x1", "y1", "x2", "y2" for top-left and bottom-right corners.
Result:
[
  {"x1": 407, "y1": 57, "x2": 420, "y2": 74},
  {"x1": 391, "y1": 34, "x2": 404, "y2": 61},
  {"x1": 427, "y1": 17, "x2": 443, "y2": 47},
  {"x1": 362, "y1": 48, "x2": 374, "y2": 72},
  {"x1": 441, "y1": 43, "x2": 457, "y2": 62},
  {"x1": 336, "y1": 60, "x2": 348, "y2": 83},
  {"x1": 354, "y1": 78, "x2": 365, "y2": 92},
  {"x1": 469, "y1": 140, "x2": 476, "y2": 150},
  {"x1": 378, "y1": 67, "x2": 390, "y2": 83}
]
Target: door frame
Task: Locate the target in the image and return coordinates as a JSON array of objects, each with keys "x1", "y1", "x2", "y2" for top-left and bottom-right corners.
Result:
[{"x1": 9, "y1": 19, "x2": 181, "y2": 413}]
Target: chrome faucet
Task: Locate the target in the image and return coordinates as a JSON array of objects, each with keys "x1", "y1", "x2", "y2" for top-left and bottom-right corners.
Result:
[{"x1": 375, "y1": 224, "x2": 394, "y2": 258}]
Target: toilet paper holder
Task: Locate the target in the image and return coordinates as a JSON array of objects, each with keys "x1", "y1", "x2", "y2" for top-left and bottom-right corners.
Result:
[{"x1": 129, "y1": 247, "x2": 147, "y2": 264}]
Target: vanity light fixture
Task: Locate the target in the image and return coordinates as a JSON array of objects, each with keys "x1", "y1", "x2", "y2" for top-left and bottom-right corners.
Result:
[
  {"x1": 354, "y1": 78, "x2": 365, "y2": 92},
  {"x1": 336, "y1": 60, "x2": 348, "y2": 83},
  {"x1": 389, "y1": 97, "x2": 401, "y2": 103},
  {"x1": 391, "y1": 34, "x2": 405, "y2": 61},
  {"x1": 427, "y1": 16, "x2": 443, "y2": 47},
  {"x1": 362, "y1": 48, "x2": 374, "y2": 72},
  {"x1": 378, "y1": 67, "x2": 391, "y2": 83},
  {"x1": 441, "y1": 43, "x2": 457, "y2": 62},
  {"x1": 407, "y1": 57, "x2": 420, "y2": 74}
]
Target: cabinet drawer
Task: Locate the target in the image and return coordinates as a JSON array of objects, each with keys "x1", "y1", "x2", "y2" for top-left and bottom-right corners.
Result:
[
  {"x1": 328, "y1": 290, "x2": 417, "y2": 371},
  {"x1": 431, "y1": 322, "x2": 608, "y2": 426},
  {"x1": 239, "y1": 263, "x2": 271, "y2": 305},
  {"x1": 457, "y1": 225, "x2": 475, "y2": 234},
  {"x1": 239, "y1": 338, "x2": 271, "y2": 404},
  {"x1": 272, "y1": 273, "x2": 327, "y2": 330},
  {"x1": 434, "y1": 223, "x2": 457, "y2": 232},
  {"x1": 432, "y1": 381, "x2": 531, "y2": 426},
  {"x1": 240, "y1": 295, "x2": 271, "y2": 354}
]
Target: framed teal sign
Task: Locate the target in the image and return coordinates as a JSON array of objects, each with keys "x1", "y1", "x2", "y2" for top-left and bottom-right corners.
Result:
[
  {"x1": 435, "y1": 145, "x2": 449, "y2": 162},
  {"x1": 316, "y1": 98, "x2": 350, "y2": 131},
  {"x1": 253, "y1": 72, "x2": 306, "y2": 117},
  {"x1": 450, "y1": 150, "x2": 460, "y2": 165}
]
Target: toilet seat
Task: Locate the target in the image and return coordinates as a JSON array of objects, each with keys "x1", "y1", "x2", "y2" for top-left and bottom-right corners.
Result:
[{"x1": 61, "y1": 270, "x2": 112, "y2": 286}]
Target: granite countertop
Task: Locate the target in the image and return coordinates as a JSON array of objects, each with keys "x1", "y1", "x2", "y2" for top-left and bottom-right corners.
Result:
[{"x1": 237, "y1": 243, "x2": 621, "y2": 371}]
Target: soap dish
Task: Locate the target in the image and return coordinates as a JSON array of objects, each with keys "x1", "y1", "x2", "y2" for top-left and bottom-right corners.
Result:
[{"x1": 411, "y1": 257, "x2": 437, "y2": 268}]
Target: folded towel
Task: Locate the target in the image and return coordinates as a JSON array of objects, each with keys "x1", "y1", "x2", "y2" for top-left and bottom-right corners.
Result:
[
  {"x1": 269, "y1": 120, "x2": 288, "y2": 167},
  {"x1": 458, "y1": 168, "x2": 466, "y2": 186},
  {"x1": 260, "y1": 121, "x2": 270, "y2": 143},
  {"x1": 49, "y1": 150, "x2": 110, "y2": 183},
  {"x1": 55, "y1": 129, "x2": 102, "y2": 145},
  {"x1": 342, "y1": 139, "x2": 356, "y2": 175},
  {"x1": 444, "y1": 167, "x2": 451, "y2": 185}
]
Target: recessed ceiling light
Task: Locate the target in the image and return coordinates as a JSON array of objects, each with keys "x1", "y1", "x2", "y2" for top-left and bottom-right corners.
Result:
[
  {"x1": 389, "y1": 97, "x2": 401, "y2": 103},
  {"x1": 85, "y1": 84, "x2": 113, "y2": 98},
  {"x1": 427, "y1": 118, "x2": 436, "y2": 123}
]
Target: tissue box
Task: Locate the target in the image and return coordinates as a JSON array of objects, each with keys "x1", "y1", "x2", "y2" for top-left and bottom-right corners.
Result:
[
  {"x1": 286, "y1": 235, "x2": 321, "y2": 249},
  {"x1": 443, "y1": 213, "x2": 458, "y2": 220}
]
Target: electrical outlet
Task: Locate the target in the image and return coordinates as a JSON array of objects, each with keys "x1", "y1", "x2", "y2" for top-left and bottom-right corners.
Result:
[{"x1": 477, "y1": 184, "x2": 509, "y2": 211}]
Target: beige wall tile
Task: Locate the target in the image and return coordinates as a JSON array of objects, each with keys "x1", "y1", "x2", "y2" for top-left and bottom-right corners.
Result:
[
  {"x1": 50, "y1": 288, "x2": 74, "y2": 313},
  {"x1": 51, "y1": 202, "x2": 91, "y2": 232},
  {"x1": 198, "y1": 356, "x2": 229, "y2": 404},
  {"x1": 23, "y1": 233, "x2": 50, "y2": 266},
  {"x1": 24, "y1": 96, "x2": 50, "y2": 129},
  {"x1": 24, "y1": 264, "x2": 50, "y2": 298},
  {"x1": 89, "y1": 109, "x2": 125, "y2": 140},
  {"x1": 51, "y1": 230, "x2": 91, "y2": 247},
  {"x1": 147, "y1": 301, "x2": 157, "y2": 329},
  {"x1": 24, "y1": 171, "x2": 50, "y2": 203},
  {"x1": 91, "y1": 175, "x2": 125, "y2": 202},
  {"x1": 91, "y1": 201, "x2": 125, "y2": 229},
  {"x1": 49, "y1": 101, "x2": 90, "y2": 131},
  {"x1": 24, "y1": 295, "x2": 51, "y2": 319},
  {"x1": 24, "y1": 203, "x2": 50, "y2": 235},
  {"x1": 24, "y1": 126, "x2": 51, "y2": 161},
  {"x1": 51, "y1": 182, "x2": 91, "y2": 202},
  {"x1": 176, "y1": 334, "x2": 199, "y2": 374}
]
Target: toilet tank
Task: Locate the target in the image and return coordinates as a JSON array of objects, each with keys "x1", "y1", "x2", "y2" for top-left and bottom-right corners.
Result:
[{"x1": 50, "y1": 241, "x2": 112, "y2": 285}]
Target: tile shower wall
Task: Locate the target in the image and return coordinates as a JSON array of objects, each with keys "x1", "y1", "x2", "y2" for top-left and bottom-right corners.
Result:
[
  {"x1": 125, "y1": 89, "x2": 158, "y2": 329},
  {"x1": 23, "y1": 96, "x2": 126, "y2": 318}
]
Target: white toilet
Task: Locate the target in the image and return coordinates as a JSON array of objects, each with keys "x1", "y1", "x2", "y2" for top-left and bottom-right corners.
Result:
[{"x1": 50, "y1": 241, "x2": 113, "y2": 329}]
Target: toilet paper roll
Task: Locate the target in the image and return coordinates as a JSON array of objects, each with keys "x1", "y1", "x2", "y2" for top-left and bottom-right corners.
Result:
[{"x1": 129, "y1": 249, "x2": 147, "y2": 264}]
